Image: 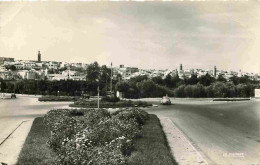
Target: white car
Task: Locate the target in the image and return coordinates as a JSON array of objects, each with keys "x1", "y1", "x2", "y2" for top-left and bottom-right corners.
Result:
[
  {"x1": 0, "y1": 93, "x2": 16, "y2": 99},
  {"x1": 161, "y1": 96, "x2": 171, "y2": 105}
]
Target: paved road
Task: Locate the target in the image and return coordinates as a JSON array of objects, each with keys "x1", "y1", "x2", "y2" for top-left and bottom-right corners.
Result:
[
  {"x1": 146, "y1": 99, "x2": 260, "y2": 165},
  {"x1": 1, "y1": 96, "x2": 260, "y2": 165},
  {"x1": 0, "y1": 95, "x2": 71, "y2": 146}
]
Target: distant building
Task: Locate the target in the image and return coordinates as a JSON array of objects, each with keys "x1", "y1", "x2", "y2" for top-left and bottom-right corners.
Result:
[
  {"x1": 14, "y1": 63, "x2": 24, "y2": 70},
  {"x1": 46, "y1": 61, "x2": 58, "y2": 69},
  {"x1": 26, "y1": 71, "x2": 37, "y2": 80},
  {"x1": 120, "y1": 65, "x2": 124, "y2": 68},
  {"x1": 38, "y1": 51, "x2": 41, "y2": 62},
  {"x1": 24, "y1": 61, "x2": 36, "y2": 70},
  {"x1": 47, "y1": 74, "x2": 67, "y2": 81},
  {"x1": 0, "y1": 57, "x2": 14, "y2": 64},
  {"x1": 255, "y1": 89, "x2": 260, "y2": 98}
]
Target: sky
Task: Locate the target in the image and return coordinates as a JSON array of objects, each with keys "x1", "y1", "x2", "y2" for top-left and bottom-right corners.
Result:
[{"x1": 0, "y1": 1, "x2": 260, "y2": 73}]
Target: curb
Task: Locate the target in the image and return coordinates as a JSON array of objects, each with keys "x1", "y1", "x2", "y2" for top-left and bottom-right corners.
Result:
[
  {"x1": 0, "y1": 120, "x2": 33, "y2": 165},
  {"x1": 0, "y1": 120, "x2": 29, "y2": 146},
  {"x1": 159, "y1": 117, "x2": 208, "y2": 165}
]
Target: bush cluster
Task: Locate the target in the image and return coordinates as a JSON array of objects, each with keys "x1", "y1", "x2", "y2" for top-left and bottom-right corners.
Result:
[
  {"x1": 44, "y1": 108, "x2": 149, "y2": 164},
  {"x1": 72, "y1": 99, "x2": 152, "y2": 108},
  {"x1": 101, "y1": 96, "x2": 120, "y2": 102},
  {"x1": 173, "y1": 82, "x2": 258, "y2": 98},
  {"x1": 39, "y1": 95, "x2": 78, "y2": 102}
]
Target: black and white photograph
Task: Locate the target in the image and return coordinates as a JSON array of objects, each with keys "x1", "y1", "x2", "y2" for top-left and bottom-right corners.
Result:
[{"x1": 0, "y1": 1, "x2": 260, "y2": 165}]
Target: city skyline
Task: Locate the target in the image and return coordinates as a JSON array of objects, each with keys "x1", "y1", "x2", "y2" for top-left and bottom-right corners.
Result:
[{"x1": 0, "y1": 1, "x2": 260, "y2": 73}]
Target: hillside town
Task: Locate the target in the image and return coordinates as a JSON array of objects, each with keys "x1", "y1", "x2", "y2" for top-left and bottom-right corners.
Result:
[{"x1": 0, "y1": 51, "x2": 259, "y2": 82}]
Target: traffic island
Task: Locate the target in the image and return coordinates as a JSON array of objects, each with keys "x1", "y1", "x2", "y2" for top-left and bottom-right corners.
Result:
[
  {"x1": 69, "y1": 99, "x2": 152, "y2": 108},
  {"x1": 38, "y1": 95, "x2": 78, "y2": 102},
  {"x1": 16, "y1": 109, "x2": 176, "y2": 165}
]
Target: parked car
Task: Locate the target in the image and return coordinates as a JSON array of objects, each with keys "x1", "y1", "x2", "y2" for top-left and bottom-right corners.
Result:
[
  {"x1": 82, "y1": 93, "x2": 90, "y2": 99},
  {"x1": 161, "y1": 96, "x2": 171, "y2": 105},
  {"x1": 0, "y1": 93, "x2": 16, "y2": 99}
]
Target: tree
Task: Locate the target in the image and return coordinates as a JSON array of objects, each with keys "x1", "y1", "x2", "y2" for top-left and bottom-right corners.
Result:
[
  {"x1": 6, "y1": 65, "x2": 16, "y2": 71},
  {"x1": 86, "y1": 62, "x2": 101, "y2": 92},
  {"x1": 198, "y1": 73, "x2": 215, "y2": 86},
  {"x1": 230, "y1": 76, "x2": 239, "y2": 85},
  {"x1": 172, "y1": 74, "x2": 182, "y2": 88},
  {"x1": 217, "y1": 75, "x2": 226, "y2": 82},
  {"x1": 174, "y1": 85, "x2": 185, "y2": 98},
  {"x1": 152, "y1": 76, "x2": 163, "y2": 85},
  {"x1": 164, "y1": 74, "x2": 174, "y2": 88},
  {"x1": 190, "y1": 73, "x2": 199, "y2": 85},
  {"x1": 115, "y1": 81, "x2": 129, "y2": 94},
  {"x1": 184, "y1": 85, "x2": 192, "y2": 97}
]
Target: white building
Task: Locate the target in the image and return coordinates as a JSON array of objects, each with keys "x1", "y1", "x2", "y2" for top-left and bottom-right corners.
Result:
[
  {"x1": 47, "y1": 74, "x2": 68, "y2": 81},
  {"x1": 46, "y1": 61, "x2": 59, "y2": 69}
]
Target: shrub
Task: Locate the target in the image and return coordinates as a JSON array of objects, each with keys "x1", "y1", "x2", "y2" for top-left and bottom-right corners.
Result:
[
  {"x1": 112, "y1": 108, "x2": 149, "y2": 126},
  {"x1": 101, "y1": 96, "x2": 120, "y2": 102},
  {"x1": 69, "y1": 109, "x2": 85, "y2": 116},
  {"x1": 47, "y1": 116, "x2": 84, "y2": 152},
  {"x1": 83, "y1": 108, "x2": 111, "y2": 127},
  {"x1": 57, "y1": 134, "x2": 128, "y2": 165},
  {"x1": 43, "y1": 108, "x2": 149, "y2": 165},
  {"x1": 44, "y1": 109, "x2": 71, "y2": 129},
  {"x1": 39, "y1": 95, "x2": 78, "y2": 102},
  {"x1": 72, "y1": 99, "x2": 151, "y2": 108}
]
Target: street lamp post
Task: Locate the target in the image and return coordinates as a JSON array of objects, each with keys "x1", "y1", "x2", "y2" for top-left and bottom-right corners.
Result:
[
  {"x1": 96, "y1": 79, "x2": 100, "y2": 109},
  {"x1": 110, "y1": 62, "x2": 113, "y2": 97},
  {"x1": 97, "y1": 85, "x2": 99, "y2": 109},
  {"x1": 105, "y1": 74, "x2": 108, "y2": 95}
]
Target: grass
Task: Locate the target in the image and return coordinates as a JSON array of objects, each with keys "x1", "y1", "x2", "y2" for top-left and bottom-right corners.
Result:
[
  {"x1": 128, "y1": 114, "x2": 177, "y2": 165},
  {"x1": 16, "y1": 117, "x2": 56, "y2": 165},
  {"x1": 17, "y1": 114, "x2": 176, "y2": 165}
]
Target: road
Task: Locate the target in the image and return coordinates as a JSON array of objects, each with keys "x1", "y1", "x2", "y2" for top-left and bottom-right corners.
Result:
[
  {"x1": 0, "y1": 95, "x2": 71, "y2": 147},
  {"x1": 1, "y1": 96, "x2": 260, "y2": 164},
  {"x1": 146, "y1": 99, "x2": 260, "y2": 165}
]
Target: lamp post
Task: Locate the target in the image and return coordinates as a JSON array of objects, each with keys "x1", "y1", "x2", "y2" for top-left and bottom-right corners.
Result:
[
  {"x1": 97, "y1": 85, "x2": 99, "y2": 109},
  {"x1": 96, "y1": 79, "x2": 100, "y2": 109},
  {"x1": 110, "y1": 62, "x2": 113, "y2": 97}
]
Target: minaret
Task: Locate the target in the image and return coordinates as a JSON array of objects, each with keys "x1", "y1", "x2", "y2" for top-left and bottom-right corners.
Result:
[
  {"x1": 38, "y1": 51, "x2": 41, "y2": 62},
  {"x1": 213, "y1": 66, "x2": 217, "y2": 77},
  {"x1": 180, "y1": 64, "x2": 183, "y2": 71}
]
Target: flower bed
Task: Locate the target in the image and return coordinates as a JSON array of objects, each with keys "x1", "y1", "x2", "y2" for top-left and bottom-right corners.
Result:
[
  {"x1": 43, "y1": 108, "x2": 149, "y2": 164},
  {"x1": 38, "y1": 95, "x2": 78, "y2": 102},
  {"x1": 70, "y1": 99, "x2": 152, "y2": 108}
]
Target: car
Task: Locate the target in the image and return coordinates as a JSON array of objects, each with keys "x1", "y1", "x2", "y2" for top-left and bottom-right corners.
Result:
[
  {"x1": 81, "y1": 93, "x2": 90, "y2": 99},
  {"x1": 161, "y1": 96, "x2": 171, "y2": 105},
  {"x1": 0, "y1": 93, "x2": 16, "y2": 99}
]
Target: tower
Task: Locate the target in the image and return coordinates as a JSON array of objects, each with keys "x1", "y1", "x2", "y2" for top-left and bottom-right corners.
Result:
[
  {"x1": 38, "y1": 51, "x2": 41, "y2": 62},
  {"x1": 213, "y1": 66, "x2": 217, "y2": 77},
  {"x1": 180, "y1": 64, "x2": 183, "y2": 71}
]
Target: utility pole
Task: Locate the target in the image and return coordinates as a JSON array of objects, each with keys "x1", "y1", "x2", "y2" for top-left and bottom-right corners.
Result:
[{"x1": 110, "y1": 62, "x2": 113, "y2": 97}]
